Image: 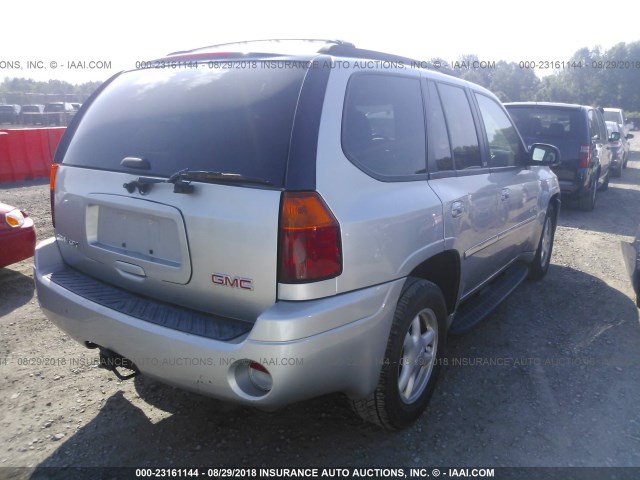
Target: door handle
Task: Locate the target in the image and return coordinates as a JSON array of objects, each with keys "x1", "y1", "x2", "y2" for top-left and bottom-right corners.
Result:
[
  {"x1": 451, "y1": 201, "x2": 465, "y2": 218},
  {"x1": 500, "y1": 188, "x2": 510, "y2": 201}
]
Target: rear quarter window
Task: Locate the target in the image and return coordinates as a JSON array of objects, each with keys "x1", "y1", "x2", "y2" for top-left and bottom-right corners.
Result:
[
  {"x1": 341, "y1": 73, "x2": 426, "y2": 179},
  {"x1": 61, "y1": 64, "x2": 308, "y2": 188}
]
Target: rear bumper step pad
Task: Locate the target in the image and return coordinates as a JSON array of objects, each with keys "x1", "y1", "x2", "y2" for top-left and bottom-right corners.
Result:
[{"x1": 46, "y1": 266, "x2": 252, "y2": 341}]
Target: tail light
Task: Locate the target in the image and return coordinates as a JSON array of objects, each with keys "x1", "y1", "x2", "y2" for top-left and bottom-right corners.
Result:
[
  {"x1": 278, "y1": 192, "x2": 342, "y2": 283},
  {"x1": 579, "y1": 145, "x2": 590, "y2": 168},
  {"x1": 50, "y1": 163, "x2": 60, "y2": 227},
  {"x1": 4, "y1": 209, "x2": 26, "y2": 228}
]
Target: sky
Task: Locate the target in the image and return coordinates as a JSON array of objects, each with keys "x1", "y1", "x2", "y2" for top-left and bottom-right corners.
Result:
[{"x1": 2, "y1": 0, "x2": 640, "y2": 84}]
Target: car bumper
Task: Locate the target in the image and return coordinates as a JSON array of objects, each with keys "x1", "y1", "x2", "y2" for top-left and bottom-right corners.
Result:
[
  {"x1": 0, "y1": 218, "x2": 36, "y2": 268},
  {"x1": 34, "y1": 237, "x2": 402, "y2": 407},
  {"x1": 557, "y1": 169, "x2": 592, "y2": 200}
]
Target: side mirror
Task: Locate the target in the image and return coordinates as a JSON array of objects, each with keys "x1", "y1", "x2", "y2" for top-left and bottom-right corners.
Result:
[
  {"x1": 529, "y1": 143, "x2": 561, "y2": 167},
  {"x1": 610, "y1": 131, "x2": 621, "y2": 142},
  {"x1": 627, "y1": 134, "x2": 635, "y2": 140}
]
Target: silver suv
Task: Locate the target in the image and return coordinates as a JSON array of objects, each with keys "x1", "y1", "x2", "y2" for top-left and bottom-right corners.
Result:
[{"x1": 35, "y1": 40, "x2": 561, "y2": 430}]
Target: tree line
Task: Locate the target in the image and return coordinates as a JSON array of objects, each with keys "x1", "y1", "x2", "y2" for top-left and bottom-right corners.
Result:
[
  {"x1": 2, "y1": 41, "x2": 639, "y2": 115},
  {"x1": 445, "y1": 41, "x2": 640, "y2": 117}
]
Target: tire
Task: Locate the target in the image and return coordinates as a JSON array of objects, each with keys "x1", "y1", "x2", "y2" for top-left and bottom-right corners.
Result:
[
  {"x1": 528, "y1": 205, "x2": 557, "y2": 280},
  {"x1": 351, "y1": 277, "x2": 447, "y2": 430},
  {"x1": 599, "y1": 170, "x2": 609, "y2": 191},
  {"x1": 612, "y1": 167, "x2": 622, "y2": 178},
  {"x1": 623, "y1": 153, "x2": 629, "y2": 169},
  {"x1": 578, "y1": 175, "x2": 597, "y2": 211}
]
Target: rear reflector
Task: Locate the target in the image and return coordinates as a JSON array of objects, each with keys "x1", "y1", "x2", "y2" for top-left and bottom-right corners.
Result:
[
  {"x1": 248, "y1": 361, "x2": 272, "y2": 392},
  {"x1": 278, "y1": 192, "x2": 342, "y2": 283}
]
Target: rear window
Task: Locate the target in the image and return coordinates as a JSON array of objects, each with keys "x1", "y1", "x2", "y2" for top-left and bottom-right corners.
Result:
[
  {"x1": 45, "y1": 104, "x2": 65, "y2": 112},
  {"x1": 506, "y1": 106, "x2": 584, "y2": 144},
  {"x1": 0, "y1": 106, "x2": 14, "y2": 112},
  {"x1": 603, "y1": 111, "x2": 622, "y2": 124},
  {"x1": 62, "y1": 64, "x2": 308, "y2": 188},
  {"x1": 22, "y1": 106, "x2": 40, "y2": 113}
]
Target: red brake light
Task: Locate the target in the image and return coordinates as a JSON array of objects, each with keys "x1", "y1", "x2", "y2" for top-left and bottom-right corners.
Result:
[
  {"x1": 278, "y1": 192, "x2": 342, "y2": 283},
  {"x1": 579, "y1": 145, "x2": 590, "y2": 168},
  {"x1": 50, "y1": 163, "x2": 59, "y2": 227}
]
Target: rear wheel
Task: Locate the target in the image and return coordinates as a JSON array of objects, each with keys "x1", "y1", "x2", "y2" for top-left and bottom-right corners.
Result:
[
  {"x1": 528, "y1": 205, "x2": 557, "y2": 280},
  {"x1": 599, "y1": 170, "x2": 609, "y2": 191},
  {"x1": 351, "y1": 278, "x2": 447, "y2": 430},
  {"x1": 578, "y1": 175, "x2": 597, "y2": 211}
]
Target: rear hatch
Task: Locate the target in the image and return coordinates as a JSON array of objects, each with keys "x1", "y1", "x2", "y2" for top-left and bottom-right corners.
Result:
[
  {"x1": 54, "y1": 63, "x2": 309, "y2": 321},
  {"x1": 507, "y1": 105, "x2": 585, "y2": 184}
]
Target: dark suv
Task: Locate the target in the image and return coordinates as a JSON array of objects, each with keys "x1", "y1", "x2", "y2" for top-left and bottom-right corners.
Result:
[
  {"x1": 43, "y1": 102, "x2": 76, "y2": 126},
  {"x1": 0, "y1": 104, "x2": 20, "y2": 124},
  {"x1": 505, "y1": 102, "x2": 611, "y2": 211}
]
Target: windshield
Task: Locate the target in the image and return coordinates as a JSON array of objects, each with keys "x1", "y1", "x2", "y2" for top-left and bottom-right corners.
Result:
[{"x1": 61, "y1": 63, "x2": 309, "y2": 188}]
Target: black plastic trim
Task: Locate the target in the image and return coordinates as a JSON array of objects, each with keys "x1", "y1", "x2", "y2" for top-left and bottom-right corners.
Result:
[
  {"x1": 55, "y1": 71, "x2": 123, "y2": 165},
  {"x1": 47, "y1": 265, "x2": 252, "y2": 341},
  {"x1": 284, "y1": 55, "x2": 332, "y2": 191}
]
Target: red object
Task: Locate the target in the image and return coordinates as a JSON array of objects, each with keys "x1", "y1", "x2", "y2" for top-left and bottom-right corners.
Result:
[
  {"x1": 579, "y1": 144, "x2": 590, "y2": 168},
  {"x1": 0, "y1": 202, "x2": 37, "y2": 268},
  {"x1": 0, "y1": 128, "x2": 65, "y2": 183},
  {"x1": 278, "y1": 191, "x2": 342, "y2": 283}
]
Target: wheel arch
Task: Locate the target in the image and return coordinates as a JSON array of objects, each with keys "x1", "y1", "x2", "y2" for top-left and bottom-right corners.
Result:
[
  {"x1": 549, "y1": 193, "x2": 561, "y2": 220},
  {"x1": 407, "y1": 250, "x2": 460, "y2": 315}
]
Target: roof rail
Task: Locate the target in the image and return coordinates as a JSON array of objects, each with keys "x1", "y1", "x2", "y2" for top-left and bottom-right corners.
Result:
[
  {"x1": 164, "y1": 39, "x2": 458, "y2": 77},
  {"x1": 168, "y1": 39, "x2": 355, "y2": 56}
]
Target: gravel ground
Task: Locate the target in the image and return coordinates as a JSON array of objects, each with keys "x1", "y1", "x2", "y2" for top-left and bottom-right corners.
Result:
[{"x1": 1, "y1": 138, "x2": 640, "y2": 479}]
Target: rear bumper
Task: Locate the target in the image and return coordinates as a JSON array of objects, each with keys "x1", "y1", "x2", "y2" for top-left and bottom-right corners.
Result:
[
  {"x1": 34, "y1": 237, "x2": 402, "y2": 407},
  {"x1": 557, "y1": 169, "x2": 591, "y2": 200}
]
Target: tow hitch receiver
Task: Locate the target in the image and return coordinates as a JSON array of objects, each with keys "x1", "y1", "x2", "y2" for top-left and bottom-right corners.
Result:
[{"x1": 98, "y1": 348, "x2": 140, "y2": 380}]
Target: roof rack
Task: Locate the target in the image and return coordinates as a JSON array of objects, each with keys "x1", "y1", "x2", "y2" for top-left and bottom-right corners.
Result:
[
  {"x1": 164, "y1": 39, "x2": 458, "y2": 77},
  {"x1": 168, "y1": 39, "x2": 355, "y2": 56}
]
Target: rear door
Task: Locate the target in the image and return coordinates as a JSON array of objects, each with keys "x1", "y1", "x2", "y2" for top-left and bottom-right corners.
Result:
[
  {"x1": 425, "y1": 81, "x2": 501, "y2": 297},
  {"x1": 473, "y1": 93, "x2": 540, "y2": 261},
  {"x1": 54, "y1": 63, "x2": 309, "y2": 321}
]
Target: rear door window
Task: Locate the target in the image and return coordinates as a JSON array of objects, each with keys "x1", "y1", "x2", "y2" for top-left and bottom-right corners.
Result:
[
  {"x1": 61, "y1": 64, "x2": 308, "y2": 188},
  {"x1": 436, "y1": 83, "x2": 482, "y2": 170},
  {"x1": 342, "y1": 74, "x2": 426, "y2": 178}
]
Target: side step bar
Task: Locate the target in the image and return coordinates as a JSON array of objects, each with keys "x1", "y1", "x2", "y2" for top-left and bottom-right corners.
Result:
[{"x1": 449, "y1": 263, "x2": 529, "y2": 335}]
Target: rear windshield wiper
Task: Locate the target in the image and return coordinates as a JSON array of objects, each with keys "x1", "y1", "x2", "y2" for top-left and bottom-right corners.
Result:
[
  {"x1": 167, "y1": 169, "x2": 273, "y2": 187},
  {"x1": 123, "y1": 168, "x2": 273, "y2": 195}
]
